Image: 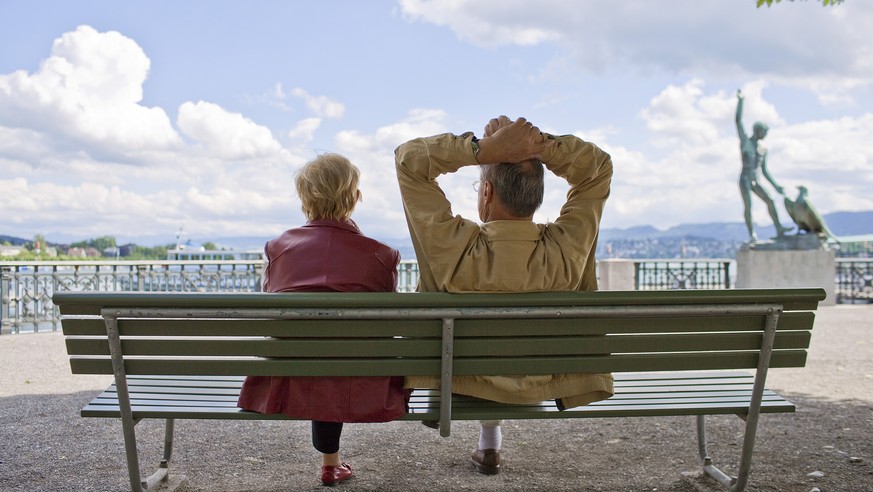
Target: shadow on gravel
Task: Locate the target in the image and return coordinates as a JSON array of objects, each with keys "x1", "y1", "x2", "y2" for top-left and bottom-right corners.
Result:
[{"x1": 1, "y1": 391, "x2": 871, "y2": 492}]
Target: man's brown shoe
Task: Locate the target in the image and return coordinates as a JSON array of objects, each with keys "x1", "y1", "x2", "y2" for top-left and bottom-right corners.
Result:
[{"x1": 471, "y1": 448, "x2": 501, "y2": 475}]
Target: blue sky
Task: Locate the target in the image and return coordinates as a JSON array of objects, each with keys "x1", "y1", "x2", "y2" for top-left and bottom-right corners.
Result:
[{"x1": 1, "y1": 0, "x2": 871, "y2": 247}]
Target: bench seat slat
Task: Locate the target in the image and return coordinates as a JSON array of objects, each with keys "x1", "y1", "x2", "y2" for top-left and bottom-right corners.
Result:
[
  {"x1": 80, "y1": 394, "x2": 796, "y2": 420},
  {"x1": 94, "y1": 387, "x2": 784, "y2": 405},
  {"x1": 114, "y1": 382, "x2": 768, "y2": 395},
  {"x1": 82, "y1": 393, "x2": 791, "y2": 412},
  {"x1": 81, "y1": 371, "x2": 795, "y2": 421},
  {"x1": 94, "y1": 385, "x2": 784, "y2": 404},
  {"x1": 112, "y1": 371, "x2": 759, "y2": 384},
  {"x1": 86, "y1": 391, "x2": 787, "y2": 411}
]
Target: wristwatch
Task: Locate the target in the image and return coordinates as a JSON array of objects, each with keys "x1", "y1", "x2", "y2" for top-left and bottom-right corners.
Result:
[{"x1": 471, "y1": 137, "x2": 480, "y2": 159}]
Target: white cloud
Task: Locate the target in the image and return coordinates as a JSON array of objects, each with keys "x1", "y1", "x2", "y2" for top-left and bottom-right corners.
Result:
[
  {"x1": 288, "y1": 117, "x2": 322, "y2": 142},
  {"x1": 0, "y1": 25, "x2": 181, "y2": 156},
  {"x1": 399, "y1": 0, "x2": 559, "y2": 47},
  {"x1": 398, "y1": 1, "x2": 873, "y2": 99},
  {"x1": 0, "y1": 26, "x2": 309, "y2": 242},
  {"x1": 177, "y1": 100, "x2": 285, "y2": 160},
  {"x1": 291, "y1": 87, "x2": 345, "y2": 119}
]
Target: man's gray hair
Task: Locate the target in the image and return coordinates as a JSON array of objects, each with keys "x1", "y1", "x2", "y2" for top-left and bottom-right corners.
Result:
[{"x1": 481, "y1": 161, "x2": 545, "y2": 217}]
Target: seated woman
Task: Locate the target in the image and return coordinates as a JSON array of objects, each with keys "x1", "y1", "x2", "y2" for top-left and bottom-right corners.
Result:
[{"x1": 237, "y1": 153, "x2": 409, "y2": 486}]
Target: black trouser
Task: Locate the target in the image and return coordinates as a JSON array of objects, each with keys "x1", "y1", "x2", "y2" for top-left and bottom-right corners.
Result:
[{"x1": 312, "y1": 421, "x2": 343, "y2": 454}]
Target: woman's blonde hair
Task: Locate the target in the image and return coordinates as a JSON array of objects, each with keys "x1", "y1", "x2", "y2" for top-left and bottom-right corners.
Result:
[{"x1": 296, "y1": 153, "x2": 360, "y2": 221}]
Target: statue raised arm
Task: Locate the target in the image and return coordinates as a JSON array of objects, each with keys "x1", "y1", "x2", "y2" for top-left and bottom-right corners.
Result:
[{"x1": 736, "y1": 90, "x2": 792, "y2": 242}]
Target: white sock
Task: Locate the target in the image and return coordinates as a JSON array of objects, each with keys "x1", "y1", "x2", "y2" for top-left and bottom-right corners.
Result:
[{"x1": 478, "y1": 422, "x2": 502, "y2": 451}]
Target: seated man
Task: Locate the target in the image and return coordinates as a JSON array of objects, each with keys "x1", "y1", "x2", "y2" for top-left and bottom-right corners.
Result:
[{"x1": 394, "y1": 115, "x2": 615, "y2": 475}]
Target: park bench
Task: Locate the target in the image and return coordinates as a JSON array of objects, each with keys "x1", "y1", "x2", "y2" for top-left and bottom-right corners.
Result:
[{"x1": 54, "y1": 287, "x2": 824, "y2": 492}]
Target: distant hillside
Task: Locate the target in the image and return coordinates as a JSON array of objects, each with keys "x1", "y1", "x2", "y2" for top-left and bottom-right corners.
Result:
[
  {"x1": 3, "y1": 210, "x2": 871, "y2": 259},
  {"x1": 600, "y1": 210, "x2": 873, "y2": 242},
  {"x1": 600, "y1": 223, "x2": 749, "y2": 242},
  {"x1": 818, "y1": 211, "x2": 873, "y2": 237},
  {"x1": 0, "y1": 235, "x2": 28, "y2": 246}
]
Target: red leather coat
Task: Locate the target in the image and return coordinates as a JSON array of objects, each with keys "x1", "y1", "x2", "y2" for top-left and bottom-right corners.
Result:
[{"x1": 237, "y1": 219, "x2": 410, "y2": 422}]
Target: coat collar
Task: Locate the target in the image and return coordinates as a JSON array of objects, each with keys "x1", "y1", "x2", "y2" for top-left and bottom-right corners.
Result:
[
  {"x1": 302, "y1": 219, "x2": 363, "y2": 235},
  {"x1": 480, "y1": 220, "x2": 542, "y2": 241}
]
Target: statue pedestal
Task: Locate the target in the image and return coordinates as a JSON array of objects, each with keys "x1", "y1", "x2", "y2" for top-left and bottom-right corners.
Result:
[
  {"x1": 597, "y1": 259, "x2": 636, "y2": 291},
  {"x1": 735, "y1": 244, "x2": 835, "y2": 305}
]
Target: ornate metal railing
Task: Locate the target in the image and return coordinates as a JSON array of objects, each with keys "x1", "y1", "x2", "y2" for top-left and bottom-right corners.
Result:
[
  {"x1": 635, "y1": 259, "x2": 733, "y2": 291},
  {"x1": 835, "y1": 258, "x2": 873, "y2": 304},
  {"x1": 4, "y1": 257, "x2": 869, "y2": 334},
  {"x1": 397, "y1": 260, "x2": 420, "y2": 293},
  {"x1": 0, "y1": 259, "x2": 421, "y2": 334},
  {"x1": 0, "y1": 261, "x2": 265, "y2": 334}
]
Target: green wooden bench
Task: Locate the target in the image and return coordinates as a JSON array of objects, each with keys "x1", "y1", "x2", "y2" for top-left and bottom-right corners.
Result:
[{"x1": 53, "y1": 288, "x2": 824, "y2": 492}]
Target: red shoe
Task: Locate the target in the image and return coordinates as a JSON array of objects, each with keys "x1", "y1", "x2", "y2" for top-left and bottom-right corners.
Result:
[{"x1": 321, "y1": 462, "x2": 353, "y2": 486}]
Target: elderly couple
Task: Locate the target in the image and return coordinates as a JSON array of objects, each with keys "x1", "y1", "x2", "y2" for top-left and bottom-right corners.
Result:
[{"x1": 236, "y1": 115, "x2": 614, "y2": 486}]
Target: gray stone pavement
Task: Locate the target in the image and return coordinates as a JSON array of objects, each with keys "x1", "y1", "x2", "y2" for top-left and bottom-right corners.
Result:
[{"x1": 1, "y1": 305, "x2": 871, "y2": 491}]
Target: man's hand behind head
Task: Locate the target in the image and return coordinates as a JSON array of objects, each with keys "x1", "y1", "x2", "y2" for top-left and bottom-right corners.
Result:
[
  {"x1": 477, "y1": 116, "x2": 554, "y2": 165},
  {"x1": 483, "y1": 115, "x2": 514, "y2": 137}
]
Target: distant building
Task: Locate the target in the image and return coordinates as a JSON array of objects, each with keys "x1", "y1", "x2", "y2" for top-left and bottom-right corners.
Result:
[
  {"x1": 831, "y1": 235, "x2": 873, "y2": 258},
  {"x1": 119, "y1": 244, "x2": 136, "y2": 257},
  {"x1": 166, "y1": 241, "x2": 264, "y2": 261},
  {"x1": 0, "y1": 245, "x2": 25, "y2": 257},
  {"x1": 66, "y1": 247, "x2": 87, "y2": 258}
]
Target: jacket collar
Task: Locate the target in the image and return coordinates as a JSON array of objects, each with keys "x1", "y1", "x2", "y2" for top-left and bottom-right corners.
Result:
[
  {"x1": 302, "y1": 218, "x2": 363, "y2": 235},
  {"x1": 480, "y1": 220, "x2": 541, "y2": 241}
]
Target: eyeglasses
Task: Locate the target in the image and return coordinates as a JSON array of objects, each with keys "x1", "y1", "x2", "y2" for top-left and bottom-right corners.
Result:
[{"x1": 472, "y1": 180, "x2": 483, "y2": 192}]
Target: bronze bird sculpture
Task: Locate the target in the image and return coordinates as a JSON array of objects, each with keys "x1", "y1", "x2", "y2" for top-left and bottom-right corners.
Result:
[{"x1": 784, "y1": 185, "x2": 839, "y2": 242}]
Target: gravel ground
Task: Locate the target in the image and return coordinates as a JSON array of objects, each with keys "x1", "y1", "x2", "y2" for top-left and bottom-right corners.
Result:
[{"x1": 1, "y1": 305, "x2": 871, "y2": 492}]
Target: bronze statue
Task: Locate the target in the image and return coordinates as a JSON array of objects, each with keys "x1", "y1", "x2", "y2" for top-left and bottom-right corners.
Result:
[
  {"x1": 735, "y1": 90, "x2": 793, "y2": 242},
  {"x1": 784, "y1": 185, "x2": 839, "y2": 242}
]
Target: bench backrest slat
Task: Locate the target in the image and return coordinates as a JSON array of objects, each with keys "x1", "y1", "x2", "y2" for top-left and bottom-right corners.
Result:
[
  {"x1": 67, "y1": 349, "x2": 808, "y2": 376},
  {"x1": 61, "y1": 313, "x2": 814, "y2": 337},
  {"x1": 52, "y1": 288, "x2": 825, "y2": 313},
  {"x1": 61, "y1": 318, "x2": 442, "y2": 337},
  {"x1": 64, "y1": 331, "x2": 811, "y2": 358},
  {"x1": 454, "y1": 312, "x2": 815, "y2": 335}
]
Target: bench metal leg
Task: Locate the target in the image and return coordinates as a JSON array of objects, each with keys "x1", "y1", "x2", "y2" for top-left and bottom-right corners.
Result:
[
  {"x1": 439, "y1": 317, "x2": 455, "y2": 438},
  {"x1": 695, "y1": 308, "x2": 781, "y2": 492},
  {"x1": 106, "y1": 313, "x2": 176, "y2": 491},
  {"x1": 105, "y1": 314, "x2": 146, "y2": 492},
  {"x1": 141, "y1": 418, "x2": 175, "y2": 490},
  {"x1": 697, "y1": 415, "x2": 740, "y2": 489}
]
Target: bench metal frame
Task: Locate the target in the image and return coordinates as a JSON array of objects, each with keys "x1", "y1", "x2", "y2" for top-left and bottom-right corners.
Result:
[{"x1": 96, "y1": 302, "x2": 784, "y2": 492}]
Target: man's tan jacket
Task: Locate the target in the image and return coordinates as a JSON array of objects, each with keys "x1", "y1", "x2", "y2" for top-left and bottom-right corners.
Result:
[{"x1": 395, "y1": 131, "x2": 615, "y2": 408}]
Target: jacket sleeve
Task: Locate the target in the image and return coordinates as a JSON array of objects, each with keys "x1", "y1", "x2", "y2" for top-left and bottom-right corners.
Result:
[
  {"x1": 541, "y1": 134, "x2": 613, "y2": 291},
  {"x1": 394, "y1": 133, "x2": 480, "y2": 291}
]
